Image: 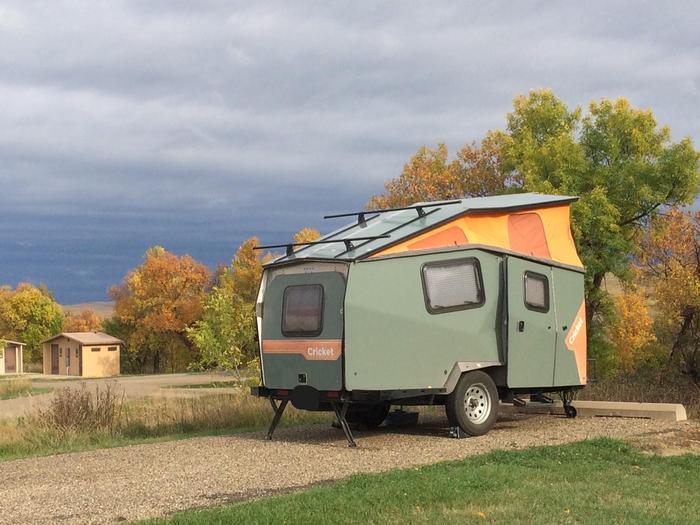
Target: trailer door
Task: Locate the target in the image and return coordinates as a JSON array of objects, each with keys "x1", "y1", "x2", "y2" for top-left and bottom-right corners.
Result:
[{"x1": 506, "y1": 257, "x2": 556, "y2": 388}]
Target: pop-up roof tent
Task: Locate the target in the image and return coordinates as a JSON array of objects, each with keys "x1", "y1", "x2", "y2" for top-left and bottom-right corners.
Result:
[
  {"x1": 254, "y1": 193, "x2": 586, "y2": 446},
  {"x1": 266, "y1": 193, "x2": 581, "y2": 268}
]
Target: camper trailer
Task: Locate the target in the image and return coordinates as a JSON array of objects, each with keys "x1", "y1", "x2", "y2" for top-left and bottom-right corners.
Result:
[{"x1": 251, "y1": 193, "x2": 587, "y2": 445}]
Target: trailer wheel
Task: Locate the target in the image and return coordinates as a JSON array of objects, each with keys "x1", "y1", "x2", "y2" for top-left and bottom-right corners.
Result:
[
  {"x1": 346, "y1": 403, "x2": 390, "y2": 429},
  {"x1": 446, "y1": 371, "x2": 498, "y2": 436}
]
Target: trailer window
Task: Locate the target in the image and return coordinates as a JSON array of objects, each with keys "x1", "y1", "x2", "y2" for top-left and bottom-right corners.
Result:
[
  {"x1": 422, "y1": 258, "x2": 484, "y2": 314},
  {"x1": 282, "y1": 284, "x2": 324, "y2": 336},
  {"x1": 524, "y1": 272, "x2": 549, "y2": 312}
]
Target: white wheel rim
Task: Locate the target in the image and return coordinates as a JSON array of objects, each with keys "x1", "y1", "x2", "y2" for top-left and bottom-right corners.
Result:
[{"x1": 464, "y1": 383, "x2": 491, "y2": 425}]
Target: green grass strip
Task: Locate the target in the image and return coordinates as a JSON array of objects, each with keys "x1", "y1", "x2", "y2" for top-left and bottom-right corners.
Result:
[{"x1": 146, "y1": 438, "x2": 700, "y2": 525}]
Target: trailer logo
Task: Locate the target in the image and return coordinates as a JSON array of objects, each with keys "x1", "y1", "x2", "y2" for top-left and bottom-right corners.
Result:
[
  {"x1": 564, "y1": 301, "x2": 587, "y2": 385},
  {"x1": 307, "y1": 346, "x2": 337, "y2": 358},
  {"x1": 567, "y1": 317, "x2": 584, "y2": 346},
  {"x1": 262, "y1": 339, "x2": 342, "y2": 360}
]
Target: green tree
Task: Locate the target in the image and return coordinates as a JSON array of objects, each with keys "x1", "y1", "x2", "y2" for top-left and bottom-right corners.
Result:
[
  {"x1": 186, "y1": 287, "x2": 257, "y2": 377},
  {"x1": 503, "y1": 90, "x2": 700, "y2": 325},
  {"x1": 0, "y1": 283, "x2": 64, "y2": 362}
]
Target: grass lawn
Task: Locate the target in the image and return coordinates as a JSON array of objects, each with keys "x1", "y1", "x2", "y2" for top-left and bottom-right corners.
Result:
[
  {"x1": 147, "y1": 439, "x2": 700, "y2": 525},
  {"x1": 160, "y1": 380, "x2": 241, "y2": 389},
  {"x1": 0, "y1": 387, "x2": 51, "y2": 400}
]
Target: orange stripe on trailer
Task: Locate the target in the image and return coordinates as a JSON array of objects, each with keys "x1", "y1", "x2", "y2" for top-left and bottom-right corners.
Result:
[
  {"x1": 262, "y1": 339, "x2": 343, "y2": 361},
  {"x1": 565, "y1": 301, "x2": 587, "y2": 384}
]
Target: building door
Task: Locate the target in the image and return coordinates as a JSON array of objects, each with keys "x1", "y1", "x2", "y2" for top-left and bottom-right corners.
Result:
[
  {"x1": 506, "y1": 256, "x2": 557, "y2": 388},
  {"x1": 5, "y1": 347, "x2": 16, "y2": 373},
  {"x1": 51, "y1": 344, "x2": 59, "y2": 374},
  {"x1": 78, "y1": 347, "x2": 82, "y2": 376}
]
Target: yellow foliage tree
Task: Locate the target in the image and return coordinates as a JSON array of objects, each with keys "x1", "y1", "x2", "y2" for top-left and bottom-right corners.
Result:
[
  {"x1": 293, "y1": 227, "x2": 321, "y2": 244},
  {"x1": 611, "y1": 288, "x2": 655, "y2": 371}
]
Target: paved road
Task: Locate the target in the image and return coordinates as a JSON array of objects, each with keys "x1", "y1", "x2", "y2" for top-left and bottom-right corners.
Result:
[
  {"x1": 0, "y1": 373, "x2": 238, "y2": 419},
  {"x1": 0, "y1": 413, "x2": 695, "y2": 525}
]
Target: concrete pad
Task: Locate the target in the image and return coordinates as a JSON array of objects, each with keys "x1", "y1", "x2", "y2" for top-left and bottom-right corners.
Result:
[{"x1": 500, "y1": 400, "x2": 687, "y2": 421}]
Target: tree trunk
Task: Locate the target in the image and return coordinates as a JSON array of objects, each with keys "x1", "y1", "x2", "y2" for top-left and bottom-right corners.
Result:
[{"x1": 585, "y1": 272, "x2": 606, "y2": 327}]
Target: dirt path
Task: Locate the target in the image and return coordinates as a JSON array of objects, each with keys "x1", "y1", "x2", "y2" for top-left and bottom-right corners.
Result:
[
  {"x1": 0, "y1": 414, "x2": 696, "y2": 525},
  {"x1": 0, "y1": 373, "x2": 236, "y2": 419}
]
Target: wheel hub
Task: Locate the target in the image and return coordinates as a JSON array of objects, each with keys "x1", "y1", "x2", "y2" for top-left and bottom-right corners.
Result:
[{"x1": 463, "y1": 383, "x2": 491, "y2": 424}]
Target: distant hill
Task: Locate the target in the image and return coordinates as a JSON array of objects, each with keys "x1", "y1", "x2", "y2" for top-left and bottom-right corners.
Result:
[{"x1": 62, "y1": 301, "x2": 115, "y2": 318}]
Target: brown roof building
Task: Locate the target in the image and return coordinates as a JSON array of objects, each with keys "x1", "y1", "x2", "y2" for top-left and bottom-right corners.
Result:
[{"x1": 42, "y1": 332, "x2": 123, "y2": 377}]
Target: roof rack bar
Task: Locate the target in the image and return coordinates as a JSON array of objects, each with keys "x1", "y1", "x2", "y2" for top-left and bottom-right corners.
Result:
[
  {"x1": 323, "y1": 200, "x2": 461, "y2": 222},
  {"x1": 254, "y1": 235, "x2": 391, "y2": 257}
]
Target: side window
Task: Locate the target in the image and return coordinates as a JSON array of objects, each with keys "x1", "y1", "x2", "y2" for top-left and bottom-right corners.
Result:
[
  {"x1": 282, "y1": 284, "x2": 324, "y2": 337},
  {"x1": 422, "y1": 258, "x2": 485, "y2": 314},
  {"x1": 524, "y1": 271, "x2": 549, "y2": 312}
]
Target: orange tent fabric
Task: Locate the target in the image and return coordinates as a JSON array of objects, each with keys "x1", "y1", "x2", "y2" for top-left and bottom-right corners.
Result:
[{"x1": 373, "y1": 204, "x2": 582, "y2": 268}]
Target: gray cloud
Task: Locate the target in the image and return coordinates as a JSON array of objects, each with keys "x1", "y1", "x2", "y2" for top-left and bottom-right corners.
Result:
[
  {"x1": 0, "y1": 1, "x2": 699, "y2": 300},
  {"x1": 2, "y1": 1, "x2": 698, "y2": 217}
]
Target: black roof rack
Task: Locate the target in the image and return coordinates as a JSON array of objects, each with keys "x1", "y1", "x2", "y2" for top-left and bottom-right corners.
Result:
[
  {"x1": 324, "y1": 200, "x2": 462, "y2": 225},
  {"x1": 255, "y1": 235, "x2": 391, "y2": 257}
]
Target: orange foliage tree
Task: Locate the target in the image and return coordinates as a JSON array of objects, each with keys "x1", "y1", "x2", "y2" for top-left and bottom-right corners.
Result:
[
  {"x1": 63, "y1": 309, "x2": 102, "y2": 332},
  {"x1": 109, "y1": 246, "x2": 211, "y2": 373},
  {"x1": 638, "y1": 210, "x2": 700, "y2": 381},
  {"x1": 368, "y1": 132, "x2": 518, "y2": 208}
]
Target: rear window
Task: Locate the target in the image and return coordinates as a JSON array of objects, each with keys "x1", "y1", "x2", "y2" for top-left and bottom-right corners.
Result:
[
  {"x1": 282, "y1": 284, "x2": 324, "y2": 336},
  {"x1": 422, "y1": 258, "x2": 484, "y2": 314},
  {"x1": 524, "y1": 271, "x2": 549, "y2": 312}
]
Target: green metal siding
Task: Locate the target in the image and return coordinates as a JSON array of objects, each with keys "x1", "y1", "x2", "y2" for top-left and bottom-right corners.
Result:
[
  {"x1": 506, "y1": 257, "x2": 557, "y2": 388},
  {"x1": 344, "y1": 249, "x2": 503, "y2": 391},
  {"x1": 261, "y1": 271, "x2": 345, "y2": 390}
]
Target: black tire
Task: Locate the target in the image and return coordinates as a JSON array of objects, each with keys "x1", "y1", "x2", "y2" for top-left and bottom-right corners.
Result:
[
  {"x1": 564, "y1": 405, "x2": 577, "y2": 418},
  {"x1": 446, "y1": 370, "x2": 498, "y2": 436},
  {"x1": 346, "y1": 403, "x2": 390, "y2": 429}
]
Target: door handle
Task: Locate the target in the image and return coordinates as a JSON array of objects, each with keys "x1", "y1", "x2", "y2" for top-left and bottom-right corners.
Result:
[{"x1": 518, "y1": 321, "x2": 525, "y2": 332}]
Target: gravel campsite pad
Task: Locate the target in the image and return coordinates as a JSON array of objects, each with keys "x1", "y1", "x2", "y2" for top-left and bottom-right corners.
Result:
[{"x1": 0, "y1": 414, "x2": 696, "y2": 525}]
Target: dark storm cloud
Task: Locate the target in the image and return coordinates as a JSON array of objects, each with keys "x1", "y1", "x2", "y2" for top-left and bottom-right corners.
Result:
[{"x1": 2, "y1": 1, "x2": 698, "y2": 219}]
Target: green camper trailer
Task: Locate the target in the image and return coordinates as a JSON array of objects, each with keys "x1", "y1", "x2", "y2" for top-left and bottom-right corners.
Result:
[{"x1": 251, "y1": 193, "x2": 587, "y2": 445}]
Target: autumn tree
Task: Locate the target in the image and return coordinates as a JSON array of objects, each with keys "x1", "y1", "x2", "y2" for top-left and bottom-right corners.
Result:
[
  {"x1": 610, "y1": 287, "x2": 656, "y2": 372},
  {"x1": 0, "y1": 283, "x2": 64, "y2": 361},
  {"x1": 503, "y1": 90, "x2": 700, "y2": 325},
  {"x1": 293, "y1": 227, "x2": 321, "y2": 245},
  {"x1": 63, "y1": 309, "x2": 102, "y2": 332},
  {"x1": 109, "y1": 246, "x2": 211, "y2": 373},
  {"x1": 368, "y1": 133, "x2": 516, "y2": 209},
  {"x1": 638, "y1": 211, "x2": 700, "y2": 381}
]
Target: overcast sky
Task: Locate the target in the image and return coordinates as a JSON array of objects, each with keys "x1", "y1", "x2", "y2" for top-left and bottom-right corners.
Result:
[{"x1": 1, "y1": 1, "x2": 699, "y2": 302}]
